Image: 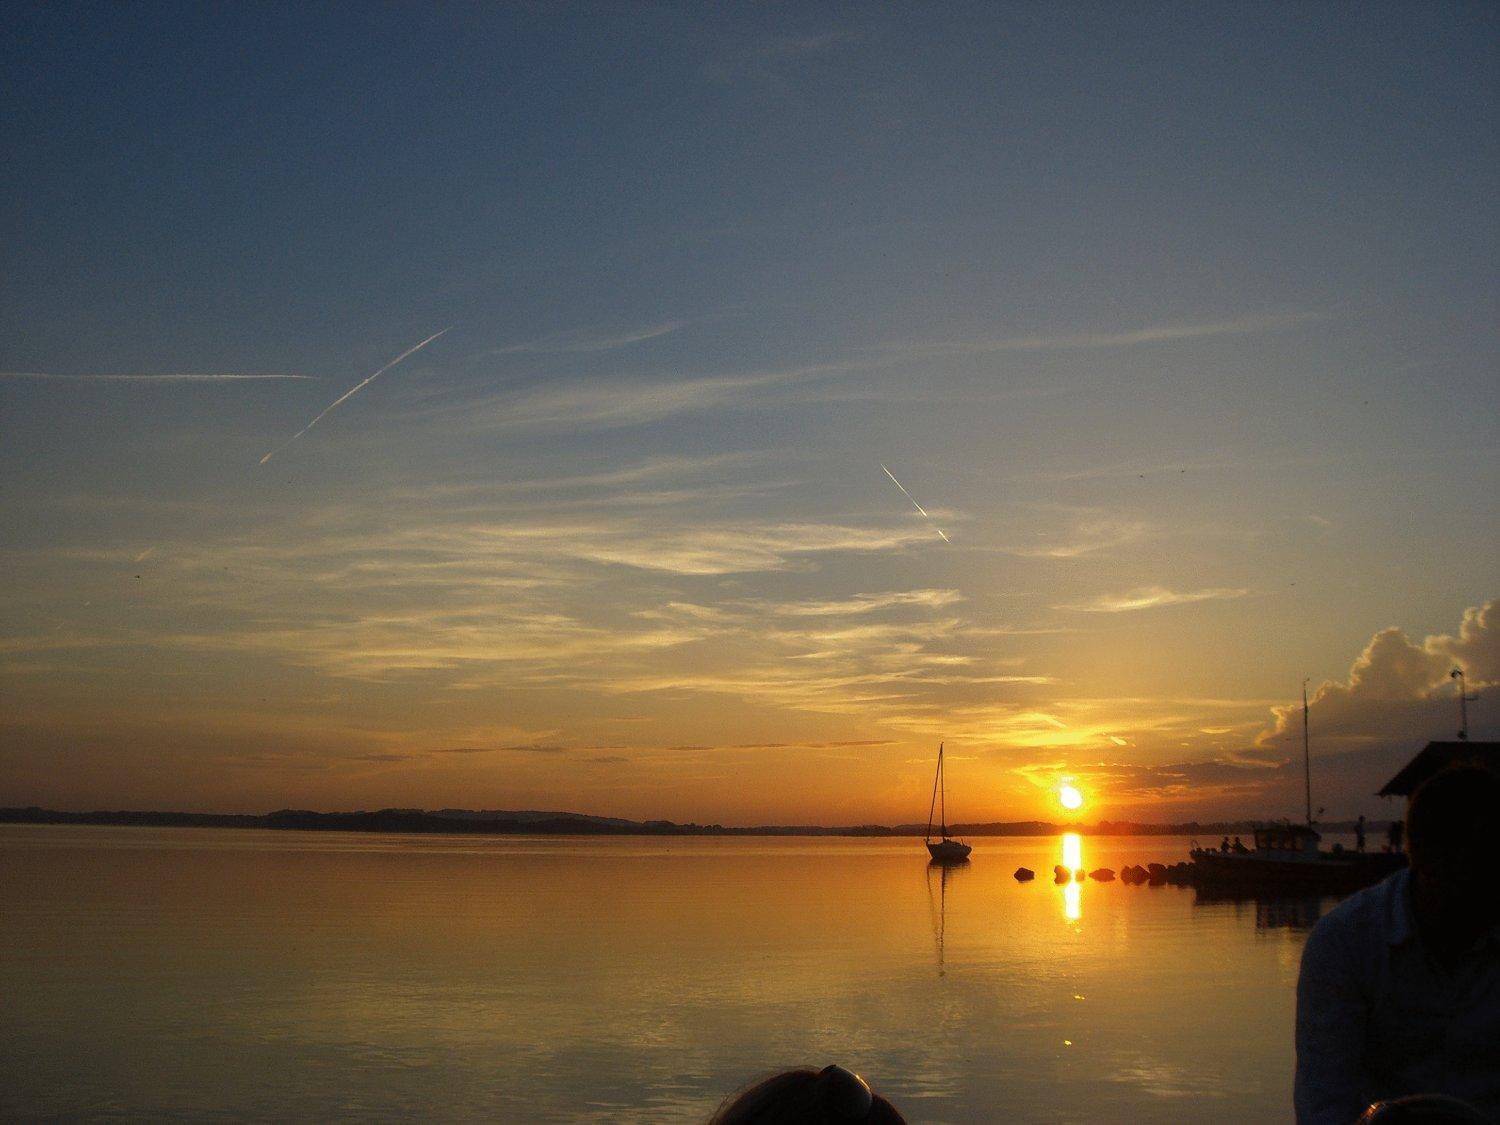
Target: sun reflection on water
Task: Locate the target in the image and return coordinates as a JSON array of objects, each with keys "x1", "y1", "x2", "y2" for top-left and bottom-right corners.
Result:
[{"x1": 1062, "y1": 832, "x2": 1082, "y2": 921}]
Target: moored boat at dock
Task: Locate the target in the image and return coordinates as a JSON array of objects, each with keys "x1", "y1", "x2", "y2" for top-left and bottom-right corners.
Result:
[
  {"x1": 1188, "y1": 824, "x2": 1403, "y2": 893},
  {"x1": 1187, "y1": 681, "x2": 1403, "y2": 893}
]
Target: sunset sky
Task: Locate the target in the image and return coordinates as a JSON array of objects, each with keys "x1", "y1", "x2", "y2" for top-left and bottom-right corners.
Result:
[{"x1": 3, "y1": 4, "x2": 1496, "y2": 825}]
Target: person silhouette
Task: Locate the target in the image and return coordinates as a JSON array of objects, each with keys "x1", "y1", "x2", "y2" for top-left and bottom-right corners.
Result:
[
  {"x1": 1294, "y1": 766, "x2": 1500, "y2": 1123},
  {"x1": 1356, "y1": 814, "x2": 1367, "y2": 854},
  {"x1": 711, "y1": 1066, "x2": 907, "y2": 1124}
]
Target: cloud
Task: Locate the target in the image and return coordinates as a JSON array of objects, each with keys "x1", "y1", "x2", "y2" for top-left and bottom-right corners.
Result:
[
  {"x1": 462, "y1": 360, "x2": 853, "y2": 432},
  {"x1": 729, "y1": 739, "x2": 895, "y2": 750},
  {"x1": 1426, "y1": 600, "x2": 1500, "y2": 685},
  {"x1": 1253, "y1": 598, "x2": 1498, "y2": 795},
  {"x1": 1011, "y1": 758, "x2": 1289, "y2": 805},
  {"x1": 387, "y1": 453, "x2": 770, "y2": 502},
  {"x1": 754, "y1": 589, "x2": 964, "y2": 617},
  {"x1": 606, "y1": 603, "x2": 1049, "y2": 721},
  {"x1": 439, "y1": 745, "x2": 567, "y2": 755},
  {"x1": 1, "y1": 371, "x2": 313, "y2": 382},
  {"x1": 504, "y1": 744, "x2": 567, "y2": 755},
  {"x1": 993, "y1": 511, "x2": 1149, "y2": 559},
  {"x1": 706, "y1": 30, "x2": 862, "y2": 95},
  {"x1": 1002, "y1": 458, "x2": 1236, "y2": 485},
  {"x1": 484, "y1": 320, "x2": 686, "y2": 355},
  {"x1": 585, "y1": 755, "x2": 630, "y2": 765},
  {"x1": 886, "y1": 310, "x2": 1325, "y2": 358},
  {"x1": 1057, "y1": 586, "x2": 1250, "y2": 613}
]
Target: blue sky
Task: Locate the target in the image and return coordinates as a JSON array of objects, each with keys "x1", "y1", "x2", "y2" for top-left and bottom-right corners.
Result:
[{"x1": 2, "y1": 3, "x2": 1496, "y2": 822}]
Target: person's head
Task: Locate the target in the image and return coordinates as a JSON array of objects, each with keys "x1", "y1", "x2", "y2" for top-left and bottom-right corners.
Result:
[
  {"x1": 711, "y1": 1065, "x2": 906, "y2": 1125},
  {"x1": 1406, "y1": 764, "x2": 1500, "y2": 928}
]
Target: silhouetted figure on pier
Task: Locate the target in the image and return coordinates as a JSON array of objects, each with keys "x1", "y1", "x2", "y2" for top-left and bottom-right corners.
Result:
[
  {"x1": 1232, "y1": 835, "x2": 1249, "y2": 854},
  {"x1": 1356, "y1": 814, "x2": 1367, "y2": 853},
  {"x1": 712, "y1": 1066, "x2": 906, "y2": 1124},
  {"x1": 1295, "y1": 766, "x2": 1500, "y2": 1124},
  {"x1": 1387, "y1": 819, "x2": 1404, "y2": 854}
]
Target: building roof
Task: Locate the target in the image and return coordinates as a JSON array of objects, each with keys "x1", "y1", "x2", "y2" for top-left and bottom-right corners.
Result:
[{"x1": 1377, "y1": 741, "x2": 1500, "y2": 798}]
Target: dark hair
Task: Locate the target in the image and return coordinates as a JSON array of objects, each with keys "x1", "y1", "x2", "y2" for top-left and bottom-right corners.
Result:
[
  {"x1": 710, "y1": 1066, "x2": 907, "y2": 1125},
  {"x1": 1406, "y1": 764, "x2": 1499, "y2": 875}
]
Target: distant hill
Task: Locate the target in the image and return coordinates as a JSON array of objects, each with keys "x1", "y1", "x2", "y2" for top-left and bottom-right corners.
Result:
[
  {"x1": 0, "y1": 805, "x2": 1392, "y2": 837},
  {"x1": 429, "y1": 808, "x2": 639, "y2": 827}
]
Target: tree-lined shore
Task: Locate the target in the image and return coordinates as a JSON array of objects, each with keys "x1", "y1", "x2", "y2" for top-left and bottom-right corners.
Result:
[{"x1": 0, "y1": 806, "x2": 1387, "y2": 837}]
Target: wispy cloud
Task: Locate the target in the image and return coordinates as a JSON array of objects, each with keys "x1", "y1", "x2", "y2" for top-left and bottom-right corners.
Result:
[
  {"x1": 441, "y1": 744, "x2": 567, "y2": 755},
  {"x1": 707, "y1": 30, "x2": 862, "y2": 96},
  {"x1": 1057, "y1": 586, "x2": 1250, "y2": 613},
  {"x1": 484, "y1": 320, "x2": 686, "y2": 355},
  {"x1": 462, "y1": 360, "x2": 853, "y2": 432},
  {"x1": 1003, "y1": 458, "x2": 1236, "y2": 485},
  {"x1": 1011, "y1": 758, "x2": 1287, "y2": 804},
  {"x1": 995, "y1": 512, "x2": 1150, "y2": 558},
  {"x1": 1, "y1": 371, "x2": 313, "y2": 382},
  {"x1": 385, "y1": 452, "x2": 774, "y2": 503},
  {"x1": 884, "y1": 311, "x2": 1326, "y2": 358},
  {"x1": 756, "y1": 589, "x2": 964, "y2": 617}
]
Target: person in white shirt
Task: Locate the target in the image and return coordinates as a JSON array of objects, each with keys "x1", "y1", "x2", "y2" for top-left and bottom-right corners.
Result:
[{"x1": 1295, "y1": 765, "x2": 1500, "y2": 1124}]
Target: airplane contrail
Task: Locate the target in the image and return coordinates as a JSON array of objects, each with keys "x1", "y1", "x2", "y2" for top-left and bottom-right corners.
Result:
[
  {"x1": 259, "y1": 326, "x2": 453, "y2": 465},
  {"x1": 881, "y1": 463, "x2": 951, "y2": 543},
  {"x1": 2, "y1": 371, "x2": 313, "y2": 382}
]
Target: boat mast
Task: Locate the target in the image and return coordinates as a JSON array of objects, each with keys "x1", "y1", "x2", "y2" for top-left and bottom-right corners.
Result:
[
  {"x1": 926, "y1": 743, "x2": 943, "y2": 843},
  {"x1": 939, "y1": 743, "x2": 948, "y2": 839},
  {"x1": 1302, "y1": 679, "x2": 1313, "y2": 827}
]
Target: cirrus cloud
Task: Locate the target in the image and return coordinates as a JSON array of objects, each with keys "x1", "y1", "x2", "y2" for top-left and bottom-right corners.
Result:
[{"x1": 1057, "y1": 586, "x2": 1250, "y2": 613}]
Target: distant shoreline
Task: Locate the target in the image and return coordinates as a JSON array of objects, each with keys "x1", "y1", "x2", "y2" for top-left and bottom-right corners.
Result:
[{"x1": 0, "y1": 806, "x2": 1383, "y2": 838}]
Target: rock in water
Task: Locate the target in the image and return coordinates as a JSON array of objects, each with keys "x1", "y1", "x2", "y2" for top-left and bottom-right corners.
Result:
[
  {"x1": 1014, "y1": 866, "x2": 1035, "y2": 881},
  {"x1": 1089, "y1": 867, "x2": 1116, "y2": 881}
]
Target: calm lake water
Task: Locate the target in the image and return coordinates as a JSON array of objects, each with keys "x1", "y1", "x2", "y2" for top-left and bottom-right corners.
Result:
[{"x1": 0, "y1": 826, "x2": 1352, "y2": 1123}]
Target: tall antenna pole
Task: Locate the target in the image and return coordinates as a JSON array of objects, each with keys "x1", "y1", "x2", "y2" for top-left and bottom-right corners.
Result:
[
  {"x1": 1451, "y1": 669, "x2": 1475, "y2": 741},
  {"x1": 1303, "y1": 679, "x2": 1313, "y2": 827}
]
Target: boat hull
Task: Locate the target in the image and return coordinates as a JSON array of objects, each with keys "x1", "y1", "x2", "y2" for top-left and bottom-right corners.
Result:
[
  {"x1": 926, "y1": 839, "x2": 972, "y2": 863},
  {"x1": 1189, "y1": 849, "x2": 1403, "y2": 893}
]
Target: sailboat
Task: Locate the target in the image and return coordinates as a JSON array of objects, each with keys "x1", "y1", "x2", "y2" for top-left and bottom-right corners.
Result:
[{"x1": 925, "y1": 743, "x2": 972, "y2": 863}]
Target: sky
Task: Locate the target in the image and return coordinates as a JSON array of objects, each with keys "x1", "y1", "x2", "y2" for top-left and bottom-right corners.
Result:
[{"x1": 2, "y1": 3, "x2": 1496, "y2": 825}]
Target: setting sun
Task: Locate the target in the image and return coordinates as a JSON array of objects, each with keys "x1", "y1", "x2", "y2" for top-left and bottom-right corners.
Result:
[{"x1": 1059, "y1": 785, "x2": 1084, "y2": 810}]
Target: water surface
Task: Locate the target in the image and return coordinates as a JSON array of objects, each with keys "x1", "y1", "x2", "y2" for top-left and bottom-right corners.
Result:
[{"x1": 0, "y1": 826, "x2": 1340, "y2": 1122}]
